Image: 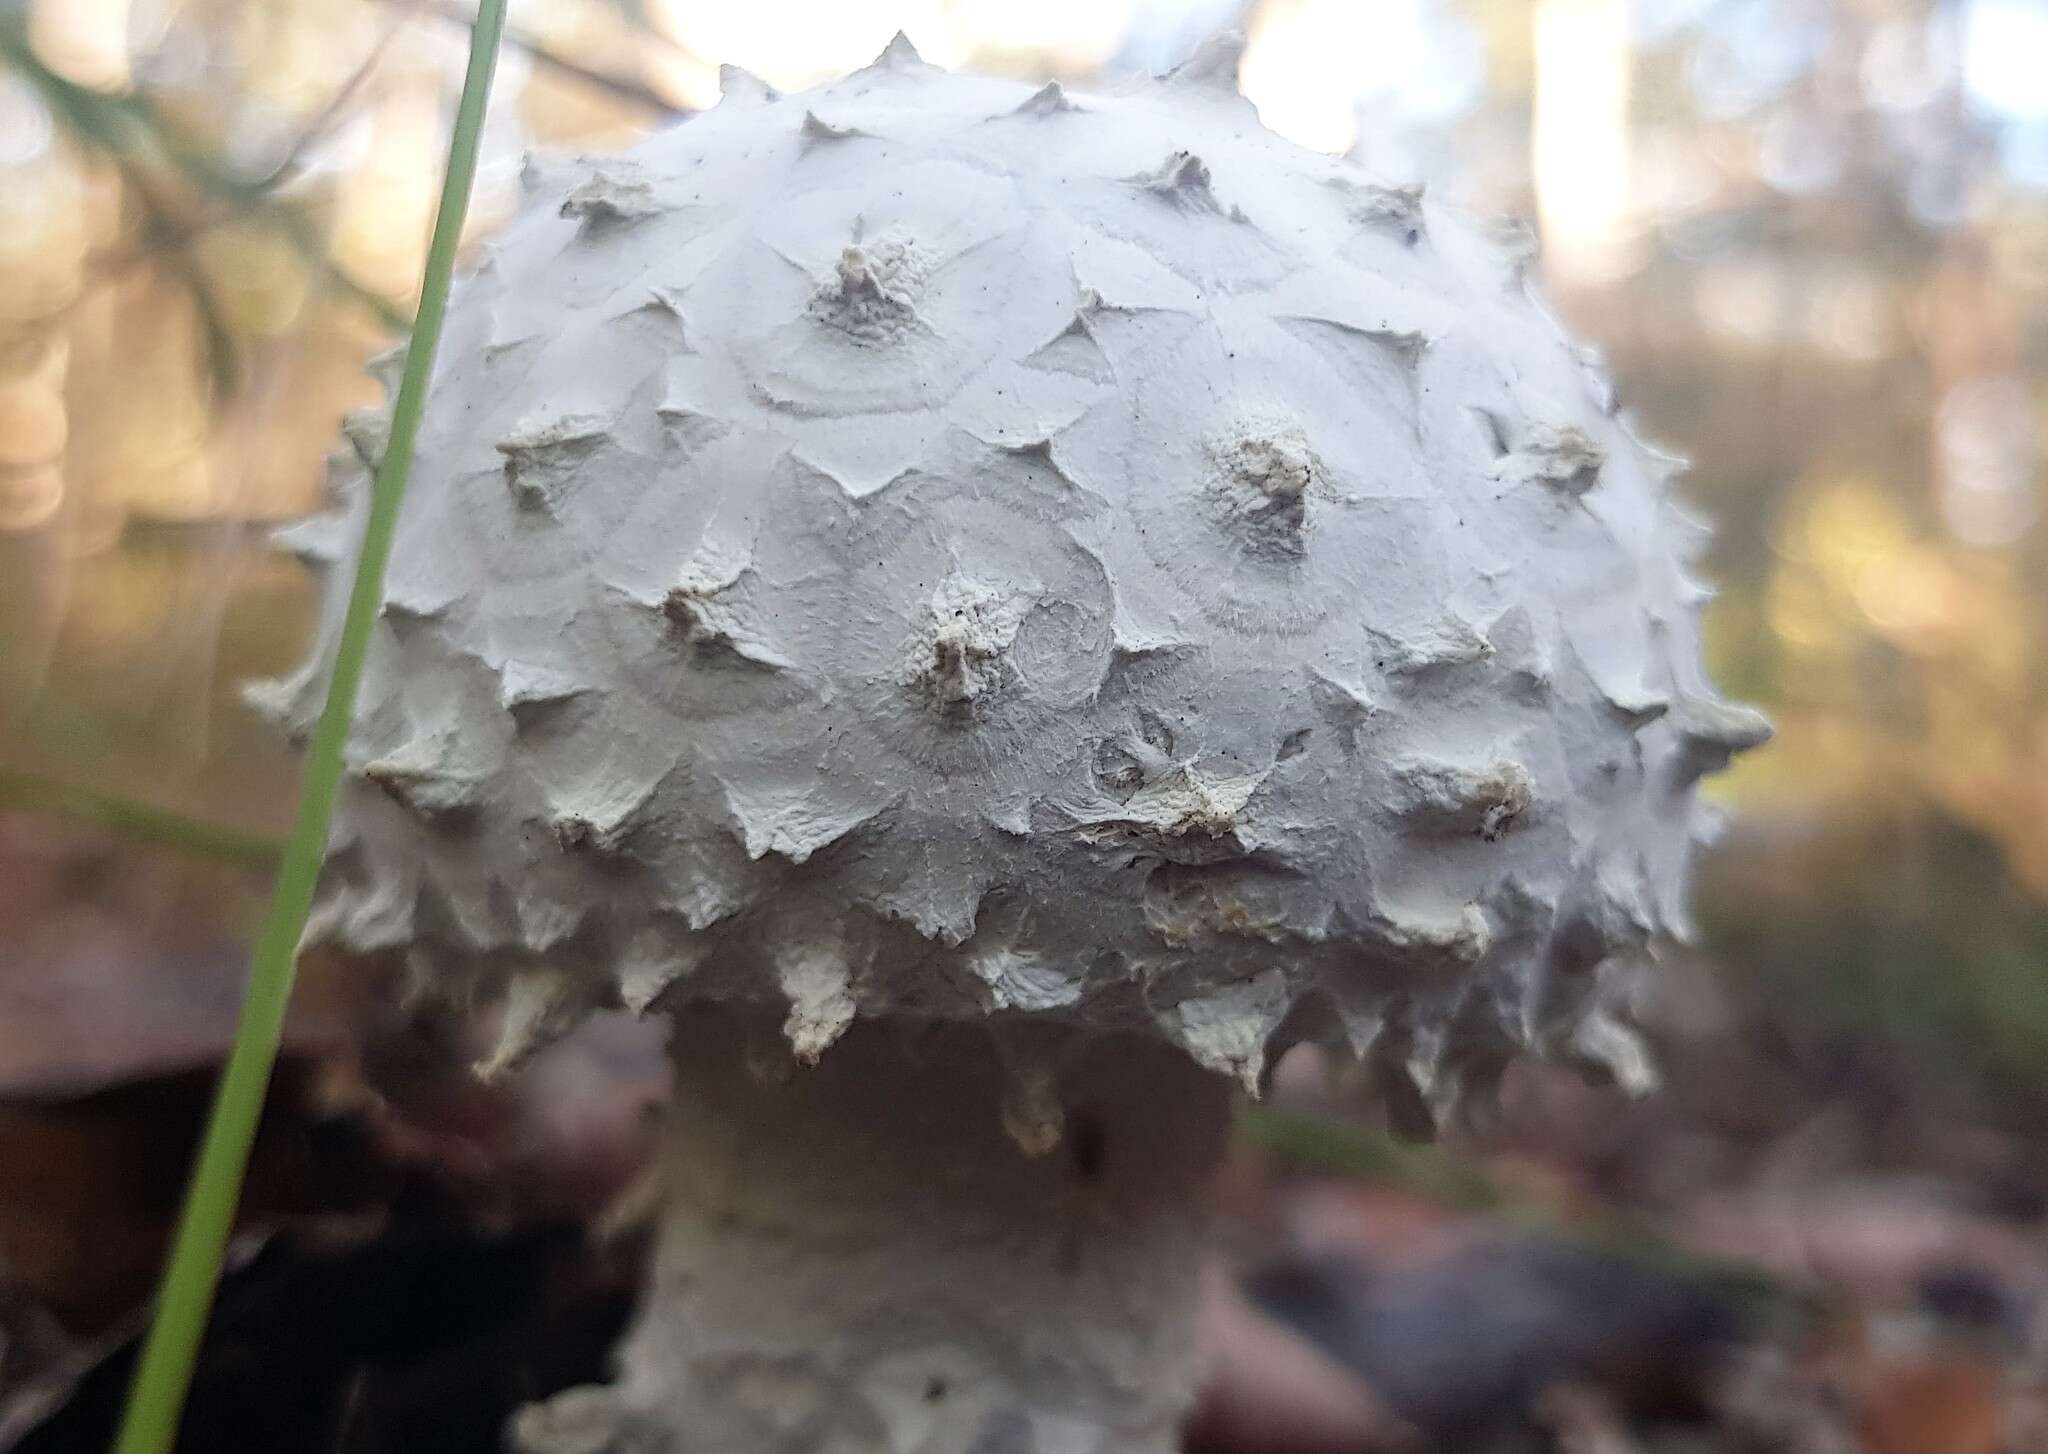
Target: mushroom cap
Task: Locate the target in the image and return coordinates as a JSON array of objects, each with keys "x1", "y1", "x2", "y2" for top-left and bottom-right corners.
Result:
[{"x1": 255, "y1": 35, "x2": 1766, "y2": 1110}]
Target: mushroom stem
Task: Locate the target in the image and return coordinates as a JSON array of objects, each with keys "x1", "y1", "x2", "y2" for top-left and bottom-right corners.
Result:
[{"x1": 516, "y1": 1006, "x2": 1233, "y2": 1454}]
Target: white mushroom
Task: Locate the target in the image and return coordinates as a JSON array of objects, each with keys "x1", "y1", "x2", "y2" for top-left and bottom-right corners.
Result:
[{"x1": 255, "y1": 32, "x2": 1765, "y2": 1454}]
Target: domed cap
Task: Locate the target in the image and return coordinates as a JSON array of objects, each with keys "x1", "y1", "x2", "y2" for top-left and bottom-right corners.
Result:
[{"x1": 254, "y1": 33, "x2": 1766, "y2": 1117}]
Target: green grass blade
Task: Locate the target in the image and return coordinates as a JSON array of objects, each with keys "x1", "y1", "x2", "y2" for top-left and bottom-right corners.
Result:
[
  {"x1": 0, "y1": 768, "x2": 283, "y2": 869},
  {"x1": 1236, "y1": 1101, "x2": 1796, "y2": 1323},
  {"x1": 109, "y1": 5, "x2": 507, "y2": 1451}
]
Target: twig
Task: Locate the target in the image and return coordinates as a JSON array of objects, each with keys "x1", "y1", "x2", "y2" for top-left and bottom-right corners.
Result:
[
  {"x1": 104, "y1": 153, "x2": 246, "y2": 389},
  {"x1": 1, "y1": 17, "x2": 410, "y2": 336},
  {"x1": 66, "y1": 10, "x2": 416, "y2": 350},
  {"x1": 385, "y1": 0, "x2": 687, "y2": 117},
  {"x1": 246, "y1": 8, "x2": 408, "y2": 194}
]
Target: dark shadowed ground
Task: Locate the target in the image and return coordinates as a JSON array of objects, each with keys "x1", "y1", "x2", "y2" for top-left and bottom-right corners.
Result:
[{"x1": 4, "y1": 816, "x2": 2045, "y2": 1454}]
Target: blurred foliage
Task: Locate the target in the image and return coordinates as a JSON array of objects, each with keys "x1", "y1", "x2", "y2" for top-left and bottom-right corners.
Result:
[
  {"x1": 0, "y1": 0, "x2": 2043, "y2": 1116},
  {"x1": 0, "y1": 0, "x2": 696, "y2": 834},
  {"x1": 1520, "y1": 1, "x2": 2048, "y2": 1121}
]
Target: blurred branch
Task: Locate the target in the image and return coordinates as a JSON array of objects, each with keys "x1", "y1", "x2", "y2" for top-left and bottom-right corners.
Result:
[
  {"x1": 246, "y1": 8, "x2": 407, "y2": 195},
  {"x1": 0, "y1": 14, "x2": 410, "y2": 341},
  {"x1": 103, "y1": 152, "x2": 243, "y2": 389},
  {"x1": 389, "y1": 0, "x2": 687, "y2": 118},
  {"x1": 1237, "y1": 1102, "x2": 1802, "y2": 1325},
  {"x1": 0, "y1": 16, "x2": 244, "y2": 198},
  {"x1": 62, "y1": 11, "x2": 410, "y2": 379},
  {"x1": 0, "y1": 769, "x2": 283, "y2": 869},
  {"x1": 2, "y1": 0, "x2": 693, "y2": 378}
]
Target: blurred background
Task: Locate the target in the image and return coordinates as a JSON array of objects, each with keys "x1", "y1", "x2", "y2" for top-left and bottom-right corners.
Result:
[{"x1": 2, "y1": 2, "x2": 2046, "y2": 1451}]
